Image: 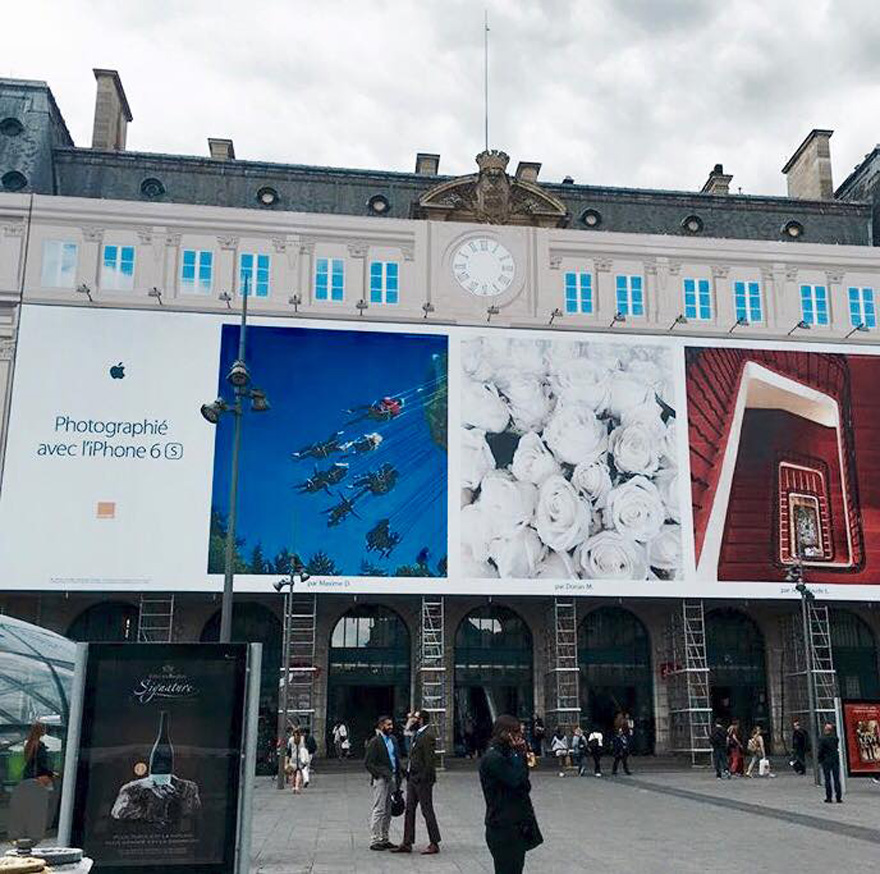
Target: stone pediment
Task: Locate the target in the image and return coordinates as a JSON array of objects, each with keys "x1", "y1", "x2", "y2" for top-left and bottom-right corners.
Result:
[{"x1": 415, "y1": 150, "x2": 569, "y2": 228}]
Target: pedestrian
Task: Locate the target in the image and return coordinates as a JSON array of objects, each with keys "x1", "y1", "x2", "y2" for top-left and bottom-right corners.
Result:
[
  {"x1": 479, "y1": 714, "x2": 543, "y2": 874},
  {"x1": 817, "y1": 723, "x2": 843, "y2": 804},
  {"x1": 791, "y1": 719, "x2": 808, "y2": 775},
  {"x1": 587, "y1": 728, "x2": 604, "y2": 776},
  {"x1": 550, "y1": 726, "x2": 569, "y2": 776},
  {"x1": 530, "y1": 713, "x2": 546, "y2": 757},
  {"x1": 364, "y1": 715, "x2": 401, "y2": 851},
  {"x1": 333, "y1": 720, "x2": 350, "y2": 759},
  {"x1": 303, "y1": 728, "x2": 317, "y2": 787},
  {"x1": 463, "y1": 716, "x2": 476, "y2": 759},
  {"x1": 287, "y1": 729, "x2": 309, "y2": 794},
  {"x1": 710, "y1": 719, "x2": 730, "y2": 779},
  {"x1": 403, "y1": 712, "x2": 418, "y2": 758},
  {"x1": 22, "y1": 720, "x2": 55, "y2": 787},
  {"x1": 727, "y1": 720, "x2": 744, "y2": 776},
  {"x1": 612, "y1": 727, "x2": 631, "y2": 775},
  {"x1": 745, "y1": 726, "x2": 772, "y2": 778},
  {"x1": 571, "y1": 726, "x2": 588, "y2": 776},
  {"x1": 391, "y1": 710, "x2": 441, "y2": 856}
]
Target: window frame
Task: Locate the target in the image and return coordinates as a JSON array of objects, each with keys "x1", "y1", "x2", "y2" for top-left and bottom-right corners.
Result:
[
  {"x1": 315, "y1": 257, "x2": 345, "y2": 302},
  {"x1": 848, "y1": 286, "x2": 876, "y2": 329},
  {"x1": 180, "y1": 248, "x2": 214, "y2": 294},
  {"x1": 733, "y1": 280, "x2": 763, "y2": 323},
  {"x1": 369, "y1": 260, "x2": 399, "y2": 305},
  {"x1": 564, "y1": 271, "x2": 593, "y2": 314},
  {"x1": 100, "y1": 243, "x2": 136, "y2": 291},
  {"x1": 683, "y1": 277, "x2": 712, "y2": 321},
  {"x1": 615, "y1": 274, "x2": 644, "y2": 317},
  {"x1": 800, "y1": 284, "x2": 829, "y2": 326},
  {"x1": 41, "y1": 240, "x2": 79, "y2": 289},
  {"x1": 239, "y1": 252, "x2": 271, "y2": 298}
]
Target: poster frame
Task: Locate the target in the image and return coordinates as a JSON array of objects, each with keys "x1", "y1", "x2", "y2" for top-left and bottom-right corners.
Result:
[{"x1": 840, "y1": 697, "x2": 880, "y2": 779}]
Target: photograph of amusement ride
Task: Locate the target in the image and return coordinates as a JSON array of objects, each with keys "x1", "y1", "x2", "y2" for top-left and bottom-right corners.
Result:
[{"x1": 207, "y1": 323, "x2": 448, "y2": 578}]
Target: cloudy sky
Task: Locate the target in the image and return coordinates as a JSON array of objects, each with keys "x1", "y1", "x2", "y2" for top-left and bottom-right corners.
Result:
[{"x1": 5, "y1": 1, "x2": 879, "y2": 195}]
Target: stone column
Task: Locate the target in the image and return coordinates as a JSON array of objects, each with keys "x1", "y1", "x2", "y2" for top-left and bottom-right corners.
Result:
[
  {"x1": 216, "y1": 235, "x2": 239, "y2": 297},
  {"x1": 80, "y1": 226, "x2": 104, "y2": 292},
  {"x1": 347, "y1": 242, "x2": 368, "y2": 307},
  {"x1": 825, "y1": 270, "x2": 845, "y2": 327},
  {"x1": 594, "y1": 257, "x2": 613, "y2": 317},
  {"x1": 711, "y1": 264, "x2": 731, "y2": 327},
  {"x1": 163, "y1": 233, "x2": 182, "y2": 296},
  {"x1": 299, "y1": 240, "x2": 315, "y2": 304}
]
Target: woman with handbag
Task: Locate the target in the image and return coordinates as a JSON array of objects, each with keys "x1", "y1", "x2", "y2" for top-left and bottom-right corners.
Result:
[
  {"x1": 727, "y1": 721, "x2": 744, "y2": 776},
  {"x1": 479, "y1": 714, "x2": 543, "y2": 874},
  {"x1": 745, "y1": 726, "x2": 768, "y2": 778}
]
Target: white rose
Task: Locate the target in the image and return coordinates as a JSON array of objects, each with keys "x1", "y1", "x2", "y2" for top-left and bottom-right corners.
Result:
[
  {"x1": 620, "y1": 400, "x2": 666, "y2": 438},
  {"x1": 654, "y1": 468, "x2": 681, "y2": 523},
  {"x1": 550, "y1": 357, "x2": 611, "y2": 413},
  {"x1": 461, "y1": 427, "x2": 495, "y2": 489},
  {"x1": 461, "y1": 545, "x2": 499, "y2": 578},
  {"x1": 478, "y1": 470, "x2": 537, "y2": 538},
  {"x1": 662, "y1": 420, "x2": 679, "y2": 468},
  {"x1": 607, "y1": 371, "x2": 653, "y2": 419},
  {"x1": 586, "y1": 342, "x2": 632, "y2": 371},
  {"x1": 625, "y1": 359, "x2": 664, "y2": 390},
  {"x1": 647, "y1": 524, "x2": 682, "y2": 573},
  {"x1": 544, "y1": 340, "x2": 581, "y2": 374},
  {"x1": 535, "y1": 475, "x2": 591, "y2": 552},
  {"x1": 461, "y1": 503, "x2": 491, "y2": 563},
  {"x1": 488, "y1": 527, "x2": 545, "y2": 578},
  {"x1": 511, "y1": 432, "x2": 561, "y2": 486},
  {"x1": 461, "y1": 337, "x2": 495, "y2": 383},
  {"x1": 605, "y1": 476, "x2": 666, "y2": 542},
  {"x1": 571, "y1": 460, "x2": 613, "y2": 508},
  {"x1": 543, "y1": 404, "x2": 608, "y2": 466},
  {"x1": 535, "y1": 549, "x2": 578, "y2": 580},
  {"x1": 575, "y1": 531, "x2": 648, "y2": 580},
  {"x1": 500, "y1": 372, "x2": 553, "y2": 433},
  {"x1": 461, "y1": 378, "x2": 509, "y2": 433},
  {"x1": 484, "y1": 337, "x2": 546, "y2": 379},
  {"x1": 609, "y1": 423, "x2": 661, "y2": 476}
]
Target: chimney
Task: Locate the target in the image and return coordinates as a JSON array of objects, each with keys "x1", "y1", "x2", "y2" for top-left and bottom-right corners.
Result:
[
  {"x1": 415, "y1": 153, "x2": 440, "y2": 175},
  {"x1": 91, "y1": 69, "x2": 132, "y2": 151},
  {"x1": 701, "y1": 163, "x2": 733, "y2": 195},
  {"x1": 782, "y1": 129, "x2": 834, "y2": 200},
  {"x1": 515, "y1": 161, "x2": 541, "y2": 183},
  {"x1": 208, "y1": 138, "x2": 236, "y2": 161}
]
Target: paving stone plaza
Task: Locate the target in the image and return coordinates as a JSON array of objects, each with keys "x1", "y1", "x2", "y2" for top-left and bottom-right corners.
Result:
[{"x1": 249, "y1": 764, "x2": 879, "y2": 873}]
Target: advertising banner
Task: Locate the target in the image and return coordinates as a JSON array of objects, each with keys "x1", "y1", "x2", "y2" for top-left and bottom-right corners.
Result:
[
  {"x1": 841, "y1": 700, "x2": 880, "y2": 777},
  {"x1": 70, "y1": 643, "x2": 248, "y2": 872},
  {"x1": 2, "y1": 303, "x2": 880, "y2": 599}
]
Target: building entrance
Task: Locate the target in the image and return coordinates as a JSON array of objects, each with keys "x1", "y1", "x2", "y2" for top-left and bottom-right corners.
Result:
[
  {"x1": 454, "y1": 605, "x2": 533, "y2": 757},
  {"x1": 578, "y1": 606, "x2": 654, "y2": 754},
  {"x1": 831, "y1": 609, "x2": 880, "y2": 699},
  {"x1": 326, "y1": 605, "x2": 410, "y2": 757}
]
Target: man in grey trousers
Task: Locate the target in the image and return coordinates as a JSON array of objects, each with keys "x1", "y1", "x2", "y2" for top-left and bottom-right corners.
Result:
[{"x1": 364, "y1": 715, "x2": 401, "y2": 850}]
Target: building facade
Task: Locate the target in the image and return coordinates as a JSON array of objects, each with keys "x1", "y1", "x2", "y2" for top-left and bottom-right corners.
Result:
[{"x1": 2, "y1": 72, "x2": 880, "y2": 766}]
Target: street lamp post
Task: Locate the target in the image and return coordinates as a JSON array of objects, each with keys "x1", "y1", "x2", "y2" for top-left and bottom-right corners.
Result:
[
  {"x1": 200, "y1": 277, "x2": 270, "y2": 643},
  {"x1": 274, "y1": 558, "x2": 310, "y2": 790}
]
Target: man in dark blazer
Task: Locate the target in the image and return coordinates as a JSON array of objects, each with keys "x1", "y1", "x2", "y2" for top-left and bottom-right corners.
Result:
[
  {"x1": 391, "y1": 710, "x2": 441, "y2": 855},
  {"x1": 364, "y1": 715, "x2": 401, "y2": 851}
]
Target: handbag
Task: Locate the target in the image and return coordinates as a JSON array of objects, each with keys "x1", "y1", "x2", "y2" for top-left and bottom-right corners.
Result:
[
  {"x1": 759, "y1": 757, "x2": 770, "y2": 776},
  {"x1": 517, "y1": 815, "x2": 544, "y2": 852},
  {"x1": 390, "y1": 789, "x2": 405, "y2": 817}
]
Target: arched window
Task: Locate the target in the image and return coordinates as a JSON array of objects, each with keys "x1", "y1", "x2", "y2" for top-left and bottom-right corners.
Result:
[
  {"x1": 830, "y1": 609, "x2": 880, "y2": 700},
  {"x1": 67, "y1": 601, "x2": 138, "y2": 642}
]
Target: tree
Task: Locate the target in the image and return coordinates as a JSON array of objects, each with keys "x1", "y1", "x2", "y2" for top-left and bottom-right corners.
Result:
[
  {"x1": 272, "y1": 547, "x2": 292, "y2": 575},
  {"x1": 306, "y1": 551, "x2": 339, "y2": 576},
  {"x1": 208, "y1": 509, "x2": 247, "y2": 574},
  {"x1": 249, "y1": 542, "x2": 267, "y2": 574},
  {"x1": 360, "y1": 559, "x2": 388, "y2": 577}
]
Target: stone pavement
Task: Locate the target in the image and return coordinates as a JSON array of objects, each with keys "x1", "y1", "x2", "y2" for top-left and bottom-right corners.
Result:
[{"x1": 249, "y1": 763, "x2": 880, "y2": 873}]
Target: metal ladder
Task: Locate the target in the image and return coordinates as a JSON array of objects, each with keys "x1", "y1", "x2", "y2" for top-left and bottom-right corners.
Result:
[
  {"x1": 137, "y1": 595, "x2": 175, "y2": 643},
  {"x1": 544, "y1": 598, "x2": 580, "y2": 733},
  {"x1": 419, "y1": 597, "x2": 447, "y2": 756},
  {"x1": 666, "y1": 600, "x2": 712, "y2": 763},
  {"x1": 282, "y1": 595, "x2": 317, "y2": 731}
]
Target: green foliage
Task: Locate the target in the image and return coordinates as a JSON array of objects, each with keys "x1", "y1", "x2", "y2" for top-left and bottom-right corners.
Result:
[
  {"x1": 249, "y1": 542, "x2": 267, "y2": 574},
  {"x1": 208, "y1": 509, "x2": 248, "y2": 574},
  {"x1": 360, "y1": 559, "x2": 388, "y2": 577},
  {"x1": 306, "y1": 551, "x2": 339, "y2": 576}
]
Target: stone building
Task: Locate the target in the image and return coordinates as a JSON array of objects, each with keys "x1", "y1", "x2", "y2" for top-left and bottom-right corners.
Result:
[{"x1": 2, "y1": 71, "x2": 880, "y2": 767}]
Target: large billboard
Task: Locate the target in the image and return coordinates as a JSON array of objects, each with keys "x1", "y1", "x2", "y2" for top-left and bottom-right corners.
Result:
[{"x1": 1, "y1": 302, "x2": 880, "y2": 599}]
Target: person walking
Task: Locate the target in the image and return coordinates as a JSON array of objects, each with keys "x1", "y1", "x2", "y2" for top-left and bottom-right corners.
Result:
[
  {"x1": 745, "y1": 726, "x2": 772, "y2": 778},
  {"x1": 587, "y1": 728, "x2": 604, "y2": 776},
  {"x1": 571, "y1": 727, "x2": 588, "y2": 777},
  {"x1": 817, "y1": 723, "x2": 843, "y2": 804},
  {"x1": 303, "y1": 728, "x2": 317, "y2": 787},
  {"x1": 333, "y1": 720, "x2": 350, "y2": 759},
  {"x1": 710, "y1": 719, "x2": 730, "y2": 779},
  {"x1": 391, "y1": 710, "x2": 441, "y2": 856},
  {"x1": 364, "y1": 715, "x2": 401, "y2": 851},
  {"x1": 287, "y1": 729, "x2": 309, "y2": 794},
  {"x1": 791, "y1": 719, "x2": 808, "y2": 775},
  {"x1": 550, "y1": 726, "x2": 569, "y2": 777},
  {"x1": 479, "y1": 714, "x2": 543, "y2": 874},
  {"x1": 611, "y1": 727, "x2": 631, "y2": 775},
  {"x1": 727, "y1": 720, "x2": 744, "y2": 776},
  {"x1": 530, "y1": 713, "x2": 546, "y2": 758}
]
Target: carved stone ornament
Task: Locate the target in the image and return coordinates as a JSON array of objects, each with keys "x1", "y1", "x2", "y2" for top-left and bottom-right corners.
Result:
[
  {"x1": 136, "y1": 227, "x2": 154, "y2": 245},
  {"x1": 165, "y1": 233, "x2": 182, "y2": 248},
  {"x1": 217, "y1": 235, "x2": 239, "y2": 250},
  {"x1": 548, "y1": 255, "x2": 563, "y2": 270},
  {"x1": 0, "y1": 337, "x2": 15, "y2": 361},
  {"x1": 644, "y1": 259, "x2": 658, "y2": 276},
  {"x1": 825, "y1": 270, "x2": 845, "y2": 284},
  {"x1": 415, "y1": 150, "x2": 569, "y2": 228},
  {"x1": 400, "y1": 244, "x2": 415, "y2": 261},
  {"x1": 784, "y1": 265, "x2": 799, "y2": 282},
  {"x1": 82, "y1": 226, "x2": 104, "y2": 243},
  {"x1": 594, "y1": 257, "x2": 614, "y2": 273},
  {"x1": 667, "y1": 260, "x2": 682, "y2": 277},
  {"x1": 711, "y1": 264, "x2": 731, "y2": 279},
  {"x1": 2, "y1": 221, "x2": 25, "y2": 237},
  {"x1": 299, "y1": 240, "x2": 315, "y2": 256},
  {"x1": 346, "y1": 242, "x2": 368, "y2": 258},
  {"x1": 271, "y1": 236, "x2": 288, "y2": 254}
]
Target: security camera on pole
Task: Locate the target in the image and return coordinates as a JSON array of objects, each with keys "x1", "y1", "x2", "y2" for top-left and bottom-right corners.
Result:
[{"x1": 200, "y1": 276, "x2": 270, "y2": 644}]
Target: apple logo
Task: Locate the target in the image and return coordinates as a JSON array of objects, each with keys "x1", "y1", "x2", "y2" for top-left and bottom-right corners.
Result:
[{"x1": 110, "y1": 362, "x2": 125, "y2": 380}]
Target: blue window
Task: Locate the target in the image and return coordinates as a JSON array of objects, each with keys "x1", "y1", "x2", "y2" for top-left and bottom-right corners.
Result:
[
  {"x1": 564, "y1": 271, "x2": 593, "y2": 314},
  {"x1": 734, "y1": 280, "x2": 762, "y2": 323},
  {"x1": 683, "y1": 278, "x2": 712, "y2": 320},
  {"x1": 41, "y1": 240, "x2": 78, "y2": 288},
  {"x1": 848, "y1": 287, "x2": 875, "y2": 329},
  {"x1": 615, "y1": 274, "x2": 644, "y2": 317},
  {"x1": 315, "y1": 258, "x2": 345, "y2": 302},
  {"x1": 181, "y1": 249, "x2": 213, "y2": 293},
  {"x1": 800, "y1": 284, "x2": 828, "y2": 326},
  {"x1": 370, "y1": 260, "x2": 399, "y2": 305},
  {"x1": 240, "y1": 253, "x2": 270, "y2": 297},
  {"x1": 101, "y1": 244, "x2": 136, "y2": 291}
]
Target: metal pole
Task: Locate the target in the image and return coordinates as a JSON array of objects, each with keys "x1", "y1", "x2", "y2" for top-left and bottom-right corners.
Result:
[
  {"x1": 276, "y1": 584, "x2": 291, "y2": 790},
  {"x1": 57, "y1": 643, "x2": 88, "y2": 846},
  {"x1": 236, "y1": 643, "x2": 262, "y2": 874},
  {"x1": 220, "y1": 279, "x2": 250, "y2": 644},
  {"x1": 801, "y1": 589, "x2": 821, "y2": 785}
]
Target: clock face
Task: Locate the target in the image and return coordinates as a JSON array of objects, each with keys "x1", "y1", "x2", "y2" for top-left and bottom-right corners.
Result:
[{"x1": 452, "y1": 238, "x2": 515, "y2": 297}]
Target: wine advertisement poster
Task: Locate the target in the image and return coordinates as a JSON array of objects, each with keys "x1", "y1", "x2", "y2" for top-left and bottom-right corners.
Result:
[
  {"x1": 72, "y1": 643, "x2": 248, "y2": 873},
  {"x1": 842, "y1": 699, "x2": 880, "y2": 777}
]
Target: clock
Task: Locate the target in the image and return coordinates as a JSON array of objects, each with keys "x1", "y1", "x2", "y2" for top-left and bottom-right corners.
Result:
[{"x1": 451, "y1": 237, "x2": 515, "y2": 297}]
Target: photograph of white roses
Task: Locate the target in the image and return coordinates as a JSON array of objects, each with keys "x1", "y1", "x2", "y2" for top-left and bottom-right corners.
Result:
[{"x1": 460, "y1": 334, "x2": 683, "y2": 581}]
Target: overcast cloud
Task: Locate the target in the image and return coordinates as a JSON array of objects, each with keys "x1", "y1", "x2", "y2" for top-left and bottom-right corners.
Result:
[{"x1": 6, "y1": 1, "x2": 880, "y2": 195}]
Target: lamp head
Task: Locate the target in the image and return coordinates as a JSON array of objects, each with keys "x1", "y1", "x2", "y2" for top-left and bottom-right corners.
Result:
[
  {"x1": 250, "y1": 388, "x2": 270, "y2": 412},
  {"x1": 227, "y1": 359, "x2": 250, "y2": 388},
  {"x1": 200, "y1": 397, "x2": 228, "y2": 425}
]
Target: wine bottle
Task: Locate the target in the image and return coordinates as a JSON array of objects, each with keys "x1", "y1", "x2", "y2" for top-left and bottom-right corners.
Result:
[{"x1": 149, "y1": 711, "x2": 174, "y2": 785}]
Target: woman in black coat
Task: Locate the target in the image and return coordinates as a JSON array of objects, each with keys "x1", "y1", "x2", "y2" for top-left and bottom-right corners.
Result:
[{"x1": 479, "y1": 714, "x2": 543, "y2": 874}]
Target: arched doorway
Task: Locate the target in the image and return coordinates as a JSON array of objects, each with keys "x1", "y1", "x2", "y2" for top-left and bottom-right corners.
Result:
[
  {"x1": 831, "y1": 609, "x2": 880, "y2": 699},
  {"x1": 327, "y1": 605, "x2": 410, "y2": 757},
  {"x1": 201, "y1": 601, "x2": 282, "y2": 774},
  {"x1": 706, "y1": 609, "x2": 769, "y2": 736},
  {"x1": 454, "y1": 605, "x2": 533, "y2": 757},
  {"x1": 67, "y1": 601, "x2": 138, "y2": 642},
  {"x1": 578, "y1": 606, "x2": 654, "y2": 754}
]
